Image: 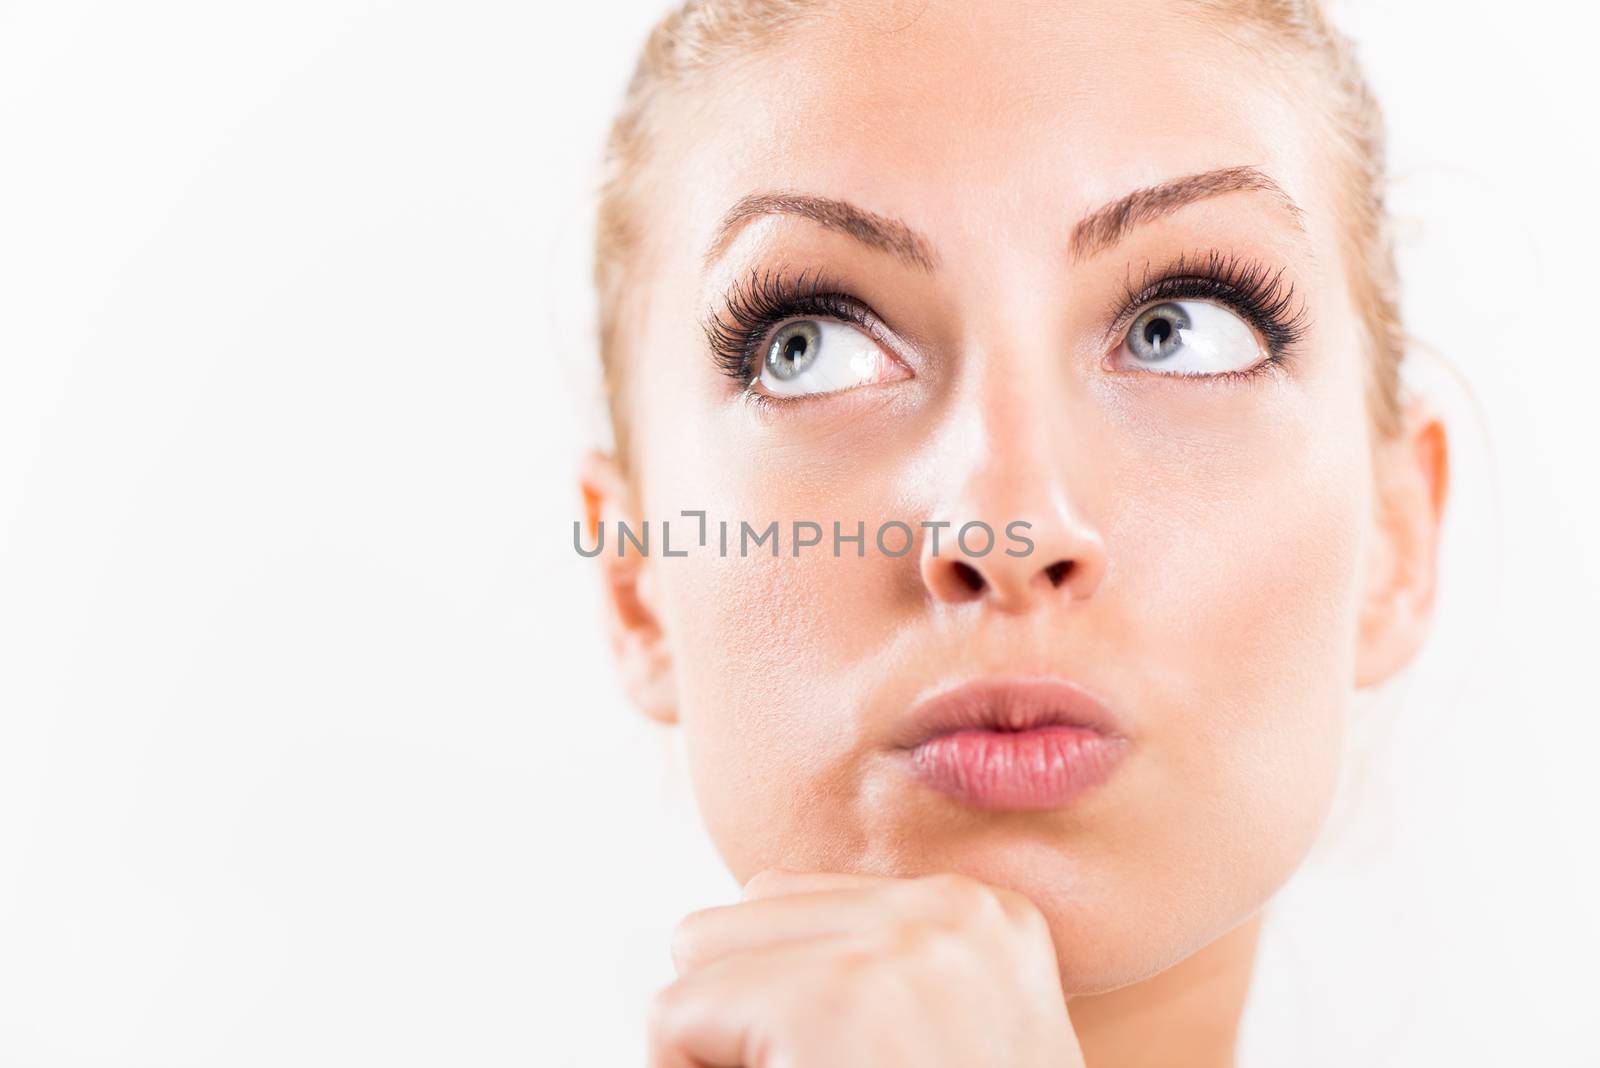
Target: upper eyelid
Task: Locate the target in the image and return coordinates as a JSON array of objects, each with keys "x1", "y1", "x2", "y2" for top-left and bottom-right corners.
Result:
[
  {"x1": 1099, "y1": 259, "x2": 1307, "y2": 345},
  {"x1": 773, "y1": 300, "x2": 906, "y2": 368},
  {"x1": 711, "y1": 280, "x2": 890, "y2": 348},
  {"x1": 709, "y1": 254, "x2": 1303, "y2": 373},
  {"x1": 1097, "y1": 277, "x2": 1238, "y2": 346}
]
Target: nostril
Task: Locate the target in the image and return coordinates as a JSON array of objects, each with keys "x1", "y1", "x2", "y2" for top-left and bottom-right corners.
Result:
[
  {"x1": 952, "y1": 561, "x2": 986, "y2": 592},
  {"x1": 1044, "y1": 560, "x2": 1074, "y2": 588}
]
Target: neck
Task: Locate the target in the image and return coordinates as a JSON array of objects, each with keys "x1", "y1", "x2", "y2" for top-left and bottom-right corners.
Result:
[{"x1": 1066, "y1": 911, "x2": 1264, "y2": 1068}]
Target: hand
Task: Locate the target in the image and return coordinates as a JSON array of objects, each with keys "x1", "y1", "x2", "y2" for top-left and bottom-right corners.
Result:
[{"x1": 647, "y1": 869, "x2": 1086, "y2": 1067}]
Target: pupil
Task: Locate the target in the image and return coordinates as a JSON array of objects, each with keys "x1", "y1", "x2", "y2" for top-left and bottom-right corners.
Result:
[
  {"x1": 1144, "y1": 318, "x2": 1172, "y2": 347},
  {"x1": 784, "y1": 335, "x2": 808, "y2": 363}
]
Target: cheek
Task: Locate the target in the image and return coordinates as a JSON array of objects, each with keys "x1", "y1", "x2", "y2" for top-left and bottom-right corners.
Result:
[
  {"x1": 997, "y1": 386, "x2": 1375, "y2": 991},
  {"x1": 1095, "y1": 385, "x2": 1372, "y2": 917},
  {"x1": 648, "y1": 479, "x2": 922, "y2": 877},
  {"x1": 627, "y1": 299, "x2": 923, "y2": 874},
  {"x1": 1117, "y1": 429, "x2": 1367, "y2": 728}
]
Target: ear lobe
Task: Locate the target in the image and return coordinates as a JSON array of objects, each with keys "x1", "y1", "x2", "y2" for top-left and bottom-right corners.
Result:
[
  {"x1": 1354, "y1": 399, "x2": 1452, "y2": 689},
  {"x1": 578, "y1": 449, "x2": 678, "y2": 726}
]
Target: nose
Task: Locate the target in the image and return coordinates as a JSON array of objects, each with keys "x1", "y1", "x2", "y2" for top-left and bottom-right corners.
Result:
[
  {"x1": 919, "y1": 500, "x2": 1107, "y2": 610},
  {"x1": 917, "y1": 388, "x2": 1107, "y2": 613}
]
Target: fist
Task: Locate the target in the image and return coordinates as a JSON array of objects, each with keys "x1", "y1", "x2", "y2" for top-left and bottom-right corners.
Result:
[{"x1": 647, "y1": 869, "x2": 1086, "y2": 1067}]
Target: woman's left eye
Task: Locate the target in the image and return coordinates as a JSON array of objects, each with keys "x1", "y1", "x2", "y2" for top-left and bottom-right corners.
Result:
[
  {"x1": 1112, "y1": 300, "x2": 1265, "y2": 375},
  {"x1": 756, "y1": 318, "x2": 901, "y2": 397}
]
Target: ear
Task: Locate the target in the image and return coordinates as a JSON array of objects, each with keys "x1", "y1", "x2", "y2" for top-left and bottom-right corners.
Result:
[
  {"x1": 1353, "y1": 397, "x2": 1451, "y2": 688},
  {"x1": 578, "y1": 449, "x2": 678, "y2": 725}
]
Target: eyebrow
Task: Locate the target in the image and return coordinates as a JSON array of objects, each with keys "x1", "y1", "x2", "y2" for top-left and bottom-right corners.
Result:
[
  {"x1": 1067, "y1": 165, "x2": 1305, "y2": 261},
  {"x1": 704, "y1": 191, "x2": 941, "y2": 273},
  {"x1": 703, "y1": 165, "x2": 1304, "y2": 273}
]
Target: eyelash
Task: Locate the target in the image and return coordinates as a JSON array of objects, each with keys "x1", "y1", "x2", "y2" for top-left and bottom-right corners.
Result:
[
  {"x1": 702, "y1": 251, "x2": 1310, "y2": 396},
  {"x1": 702, "y1": 266, "x2": 877, "y2": 392},
  {"x1": 1110, "y1": 249, "x2": 1311, "y2": 381}
]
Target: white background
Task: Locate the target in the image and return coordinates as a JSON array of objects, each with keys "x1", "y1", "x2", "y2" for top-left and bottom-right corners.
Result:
[{"x1": 2, "y1": 1, "x2": 1597, "y2": 1064}]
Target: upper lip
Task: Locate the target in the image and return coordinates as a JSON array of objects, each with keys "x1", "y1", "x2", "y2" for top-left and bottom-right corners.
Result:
[{"x1": 890, "y1": 676, "x2": 1125, "y2": 750}]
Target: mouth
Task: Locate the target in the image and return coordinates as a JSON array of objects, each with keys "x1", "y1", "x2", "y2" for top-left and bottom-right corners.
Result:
[{"x1": 890, "y1": 677, "x2": 1129, "y2": 811}]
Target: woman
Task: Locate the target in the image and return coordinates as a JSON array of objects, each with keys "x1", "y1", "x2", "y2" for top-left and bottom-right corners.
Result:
[{"x1": 578, "y1": 0, "x2": 1450, "y2": 1063}]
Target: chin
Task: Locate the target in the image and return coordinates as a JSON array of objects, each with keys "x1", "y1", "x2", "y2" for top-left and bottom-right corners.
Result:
[{"x1": 862, "y1": 829, "x2": 1276, "y2": 996}]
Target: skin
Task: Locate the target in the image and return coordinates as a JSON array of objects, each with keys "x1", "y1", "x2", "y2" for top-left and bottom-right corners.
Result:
[{"x1": 581, "y1": 1, "x2": 1450, "y2": 1064}]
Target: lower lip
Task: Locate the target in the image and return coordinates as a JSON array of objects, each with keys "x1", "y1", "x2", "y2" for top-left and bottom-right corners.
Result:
[{"x1": 904, "y1": 725, "x2": 1127, "y2": 810}]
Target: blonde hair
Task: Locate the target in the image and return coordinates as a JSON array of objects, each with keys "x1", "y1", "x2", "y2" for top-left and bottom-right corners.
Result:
[{"x1": 593, "y1": 0, "x2": 1406, "y2": 469}]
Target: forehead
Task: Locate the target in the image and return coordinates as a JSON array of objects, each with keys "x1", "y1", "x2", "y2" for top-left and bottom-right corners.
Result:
[{"x1": 648, "y1": 0, "x2": 1335, "y2": 270}]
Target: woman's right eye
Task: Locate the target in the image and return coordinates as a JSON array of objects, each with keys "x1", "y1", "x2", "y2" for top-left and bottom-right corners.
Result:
[{"x1": 755, "y1": 318, "x2": 905, "y2": 398}]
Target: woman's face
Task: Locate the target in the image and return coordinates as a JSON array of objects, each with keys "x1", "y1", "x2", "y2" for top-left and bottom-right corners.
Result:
[{"x1": 604, "y1": 0, "x2": 1415, "y2": 993}]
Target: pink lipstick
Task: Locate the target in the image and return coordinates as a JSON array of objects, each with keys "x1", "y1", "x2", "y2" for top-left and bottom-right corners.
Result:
[{"x1": 892, "y1": 677, "x2": 1128, "y2": 810}]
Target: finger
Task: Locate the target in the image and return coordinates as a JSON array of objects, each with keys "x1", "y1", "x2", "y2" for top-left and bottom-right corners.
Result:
[
  {"x1": 740, "y1": 867, "x2": 903, "y2": 901},
  {"x1": 649, "y1": 932, "x2": 866, "y2": 1068},
  {"x1": 674, "y1": 886, "x2": 902, "y2": 975},
  {"x1": 741, "y1": 869, "x2": 1051, "y2": 943}
]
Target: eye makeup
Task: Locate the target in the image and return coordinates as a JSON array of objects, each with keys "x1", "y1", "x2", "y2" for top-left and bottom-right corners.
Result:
[
  {"x1": 701, "y1": 266, "x2": 887, "y2": 390},
  {"x1": 702, "y1": 249, "x2": 1311, "y2": 399},
  {"x1": 1105, "y1": 249, "x2": 1311, "y2": 381}
]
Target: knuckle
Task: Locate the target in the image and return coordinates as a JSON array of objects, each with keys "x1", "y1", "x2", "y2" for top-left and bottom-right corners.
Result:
[
  {"x1": 891, "y1": 915, "x2": 967, "y2": 967},
  {"x1": 667, "y1": 913, "x2": 704, "y2": 973},
  {"x1": 829, "y1": 938, "x2": 932, "y2": 1019},
  {"x1": 918, "y1": 870, "x2": 977, "y2": 896},
  {"x1": 645, "y1": 980, "x2": 688, "y2": 1043},
  {"x1": 994, "y1": 886, "x2": 1052, "y2": 938},
  {"x1": 915, "y1": 871, "x2": 1004, "y2": 927},
  {"x1": 740, "y1": 867, "x2": 786, "y2": 898},
  {"x1": 830, "y1": 939, "x2": 893, "y2": 985}
]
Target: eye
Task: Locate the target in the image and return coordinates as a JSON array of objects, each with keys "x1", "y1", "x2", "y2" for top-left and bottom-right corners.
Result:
[
  {"x1": 756, "y1": 318, "x2": 903, "y2": 398},
  {"x1": 1113, "y1": 300, "x2": 1265, "y2": 375}
]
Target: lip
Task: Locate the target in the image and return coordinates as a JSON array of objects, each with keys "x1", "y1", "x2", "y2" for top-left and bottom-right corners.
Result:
[{"x1": 891, "y1": 677, "x2": 1129, "y2": 811}]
